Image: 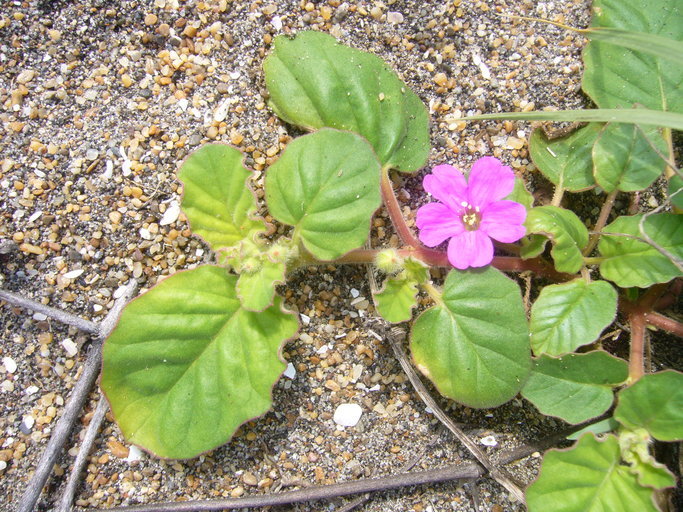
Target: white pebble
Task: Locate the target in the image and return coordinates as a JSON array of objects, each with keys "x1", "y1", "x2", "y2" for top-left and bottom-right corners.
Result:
[
  {"x1": 283, "y1": 362, "x2": 296, "y2": 379},
  {"x1": 0, "y1": 461, "x2": 6, "y2": 471},
  {"x1": 472, "y1": 54, "x2": 491, "y2": 80},
  {"x1": 113, "y1": 285, "x2": 128, "y2": 299},
  {"x1": 300, "y1": 313, "x2": 310, "y2": 325},
  {"x1": 26, "y1": 385, "x2": 39, "y2": 395},
  {"x1": 139, "y1": 227, "x2": 152, "y2": 240},
  {"x1": 61, "y1": 338, "x2": 79, "y2": 357},
  {"x1": 22, "y1": 415, "x2": 35, "y2": 429},
  {"x1": 103, "y1": 160, "x2": 114, "y2": 179},
  {"x1": 126, "y1": 445, "x2": 143, "y2": 462},
  {"x1": 213, "y1": 100, "x2": 230, "y2": 123},
  {"x1": 63, "y1": 269, "x2": 84, "y2": 279},
  {"x1": 480, "y1": 435, "x2": 498, "y2": 447},
  {"x1": 159, "y1": 201, "x2": 181, "y2": 226},
  {"x1": 33, "y1": 313, "x2": 47, "y2": 321},
  {"x1": 387, "y1": 11, "x2": 404, "y2": 24},
  {"x1": 333, "y1": 403, "x2": 362, "y2": 427},
  {"x1": 271, "y1": 15, "x2": 282, "y2": 30},
  {"x1": 350, "y1": 288, "x2": 360, "y2": 298},
  {"x1": 28, "y1": 210, "x2": 42, "y2": 223},
  {"x1": 2, "y1": 357, "x2": 17, "y2": 374}
]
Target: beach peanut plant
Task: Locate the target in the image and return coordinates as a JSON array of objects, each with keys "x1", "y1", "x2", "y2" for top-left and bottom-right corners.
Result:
[{"x1": 100, "y1": 1, "x2": 683, "y2": 508}]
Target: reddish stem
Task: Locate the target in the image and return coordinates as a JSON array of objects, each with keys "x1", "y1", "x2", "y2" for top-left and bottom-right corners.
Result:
[
  {"x1": 336, "y1": 246, "x2": 575, "y2": 281},
  {"x1": 381, "y1": 167, "x2": 422, "y2": 247},
  {"x1": 643, "y1": 312, "x2": 683, "y2": 338},
  {"x1": 629, "y1": 312, "x2": 646, "y2": 382}
]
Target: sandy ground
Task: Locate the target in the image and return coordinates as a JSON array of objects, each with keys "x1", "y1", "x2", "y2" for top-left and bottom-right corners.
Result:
[{"x1": 0, "y1": 0, "x2": 615, "y2": 510}]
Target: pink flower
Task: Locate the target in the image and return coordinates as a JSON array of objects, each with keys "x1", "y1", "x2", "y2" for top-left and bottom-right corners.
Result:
[{"x1": 416, "y1": 157, "x2": 526, "y2": 270}]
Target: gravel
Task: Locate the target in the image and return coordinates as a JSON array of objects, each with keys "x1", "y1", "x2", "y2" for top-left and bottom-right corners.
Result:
[{"x1": 0, "y1": 0, "x2": 597, "y2": 510}]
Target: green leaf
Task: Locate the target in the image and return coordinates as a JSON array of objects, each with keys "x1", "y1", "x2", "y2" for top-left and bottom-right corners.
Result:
[
  {"x1": 464, "y1": 108, "x2": 683, "y2": 130},
  {"x1": 529, "y1": 124, "x2": 600, "y2": 191},
  {"x1": 410, "y1": 267, "x2": 530, "y2": 409},
  {"x1": 374, "y1": 257, "x2": 428, "y2": 324},
  {"x1": 179, "y1": 144, "x2": 264, "y2": 251},
  {"x1": 614, "y1": 370, "x2": 683, "y2": 441},
  {"x1": 598, "y1": 213, "x2": 683, "y2": 287},
  {"x1": 582, "y1": 26, "x2": 683, "y2": 66},
  {"x1": 264, "y1": 31, "x2": 430, "y2": 172},
  {"x1": 521, "y1": 351, "x2": 628, "y2": 424},
  {"x1": 593, "y1": 123, "x2": 667, "y2": 192},
  {"x1": 618, "y1": 428, "x2": 677, "y2": 490},
  {"x1": 265, "y1": 129, "x2": 381, "y2": 261},
  {"x1": 506, "y1": 176, "x2": 534, "y2": 210},
  {"x1": 374, "y1": 277, "x2": 418, "y2": 324},
  {"x1": 529, "y1": 279, "x2": 618, "y2": 356},
  {"x1": 582, "y1": 0, "x2": 683, "y2": 114},
  {"x1": 524, "y1": 206, "x2": 589, "y2": 273},
  {"x1": 668, "y1": 174, "x2": 683, "y2": 209},
  {"x1": 527, "y1": 433, "x2": 660, "y2": 512},
  {"x1": 520, "y1": 234, "x2": 548, "y2": 260},
  {"x1": 631, "y1": 457, "x2": 676, "y2": 490},
  {"x1": 236, "y1": 257, "x2": 286, "y2": 312},
  {"x1": 101, "y1": 265, "x2": 299, "y2": 459}
]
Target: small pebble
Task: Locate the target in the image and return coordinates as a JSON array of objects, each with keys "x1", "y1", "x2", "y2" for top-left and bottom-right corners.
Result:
[
  {"x1": 387, "y1": 12, "x2": 404, "y2": 24},
  {"x1": 159, "y1": 201, "x2": 180, "y2": 226},
  {"x1": 63, "y1": 269, "x2": 84, "y2": 279},
  {"x1": 333, "y1": 403, "x2": 362, "y2": 427},
  {"x1": 2, "y1": 357, "x2": 17, "y2": 374},
  {"x1": 126, "y1": 445, "x2": 143, "y2": 462},
  {"x1": 61, "y1": 338, "x2": 79, "y2": 357},
  {"x1": 283, "y1": 362, "x2": 296, "y2": 379},
  {"x1": 480, "y1": 435, "x2": 498, "y2": 447}
]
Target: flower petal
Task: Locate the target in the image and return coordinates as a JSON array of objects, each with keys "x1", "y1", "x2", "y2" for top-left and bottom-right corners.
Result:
[
  {"x1": 416, "y1": 202, "x2": 464, "y2": 247},
  {"x1": 479, "y1": 200, "x2": 527, "y2": 243},
  {"x1": 423, "y1": 164, "x2": 468, "y2": 212},
  {"x1": 447, "y1": 230, "x2": 494, "y2": 269},
  {"x1": 467, "y1": 156, "x2": 516, "y2": 208}
]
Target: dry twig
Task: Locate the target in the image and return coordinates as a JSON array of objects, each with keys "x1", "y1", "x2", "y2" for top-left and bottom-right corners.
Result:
[
  {"x1": 85, "y1": 422, "x2": 598, "y2": 512},
  {"x1": 56, "y1": 396, "x2": 109, "y2": 512},
  {"x1": 1, "y1": 281, "x2": 136, "y2": 512}
]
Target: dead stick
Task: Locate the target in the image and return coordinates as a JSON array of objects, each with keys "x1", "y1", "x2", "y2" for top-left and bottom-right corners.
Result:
[
  {"x1": 56, "y1": 396, "x2": 109, "y2": 512},
  {"x1": 13, "y1": 281, "x2": 136, "y2": 512},
  {"x1": 0, "y1": 290, "x2": 98, "y2": 334},
  {"x1": 384, "y1": 326, "x2": 526, "y2": 504},
  {"x1": 86, "y1": 422, "x2": 593, "y2": 512},
  {"x1": 334, "y1": 438, "x2": 432, "y2": 512},
  {"x1": 363, "y1": 253, "x2": 525, "y2": 502}
]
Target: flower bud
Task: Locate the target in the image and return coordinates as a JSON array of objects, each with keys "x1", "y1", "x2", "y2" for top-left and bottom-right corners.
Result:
[{"x1": 375, "y1": 249, "x2": 403, "y2": 274}]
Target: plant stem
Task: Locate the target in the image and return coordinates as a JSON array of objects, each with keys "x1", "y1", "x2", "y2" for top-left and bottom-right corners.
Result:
[
  {"x1": 644, "y1": 312, "x2": 683, "y2": 337},
  {"x1": 551, "y1": 184, "x2": 564, "y2": 207},
  {"x1": 583, "y1": 256, "x2": 604, "y2": 265},
  {"x1": 584, "y1": 188, "x2": 618, "y2": 256},
  {"x1": 380, "y1": 166, "x2": 422, "y2": 247},
  {"x1": 334, "y1": 248, "x2": 574, "y2": 281},
  {"x1": 628, "y1": 312, "x2": 646, "y2": 383},
  {"x1": 420, "y1": 281, "x2": 443, "y2": 306}
]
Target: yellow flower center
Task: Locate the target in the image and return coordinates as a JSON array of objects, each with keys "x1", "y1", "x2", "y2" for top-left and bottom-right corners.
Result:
[{"x1": 460, "y1": 202, "x2": 481, "y2": 231}]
